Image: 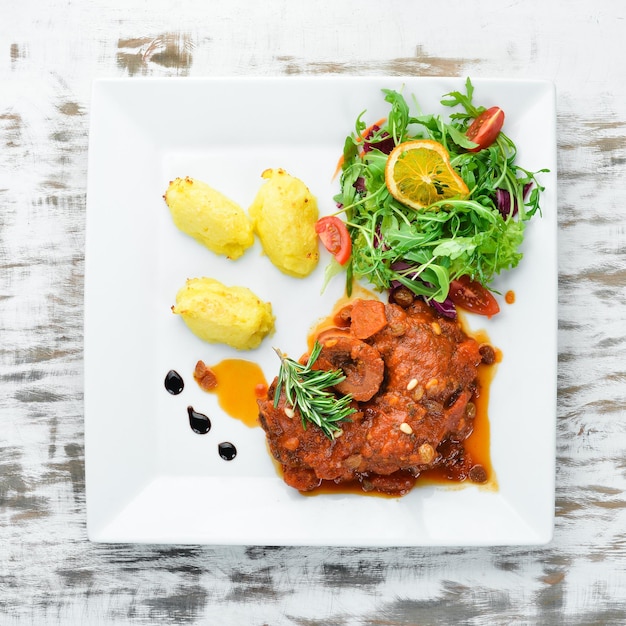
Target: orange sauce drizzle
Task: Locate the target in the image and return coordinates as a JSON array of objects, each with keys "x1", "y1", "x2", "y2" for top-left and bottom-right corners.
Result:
[{"x1": 198, "y1": 359, "x2": 267, "y2": 428}]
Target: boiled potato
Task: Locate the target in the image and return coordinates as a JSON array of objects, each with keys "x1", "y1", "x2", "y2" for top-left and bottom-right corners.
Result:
[
  {"x1": 248, "y1": 168, "x2": 319, "y2": 277},
  {"x1": 172, "y1": 277, "x2": 275, "y2": 350},
  {"x1": 164, "y1": 176, "x2": 254, "y2": 260}
]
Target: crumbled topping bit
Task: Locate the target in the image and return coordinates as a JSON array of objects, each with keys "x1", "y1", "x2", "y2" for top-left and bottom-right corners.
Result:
[{"x1": 193, "y1": 360, "x2": 218, "y2": 391}]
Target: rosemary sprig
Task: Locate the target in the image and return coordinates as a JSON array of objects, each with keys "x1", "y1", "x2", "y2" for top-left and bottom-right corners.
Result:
[{"x1": 272, "y1": 341, "x2": 355, "y2": 439}]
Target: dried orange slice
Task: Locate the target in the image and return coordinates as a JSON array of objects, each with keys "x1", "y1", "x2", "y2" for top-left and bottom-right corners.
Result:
[{"x1": 385, "y1": 139, "x2": 469, "y2": 210}]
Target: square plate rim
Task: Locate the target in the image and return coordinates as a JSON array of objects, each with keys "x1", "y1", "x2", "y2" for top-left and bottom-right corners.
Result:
[{"x1": 84, "y1": 75, "x2": 557, "y2": 546}]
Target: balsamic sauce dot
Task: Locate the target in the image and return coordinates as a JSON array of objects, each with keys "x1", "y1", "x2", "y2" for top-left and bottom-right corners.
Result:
[
  {"x1": 164, "y1": 370, "x2": 184, "y2": 395},
  {"x1": 218, "y1": 442, "x2": 237, "y2": 461},
  {"x1": 187, "y1": 406, "x2": 211, "y2": 434}
]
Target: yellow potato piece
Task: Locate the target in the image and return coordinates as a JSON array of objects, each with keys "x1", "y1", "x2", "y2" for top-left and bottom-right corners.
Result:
[
  {"x1": 164, "y1": 176, "x2": 254, "y2": 260},
  {"x1": 248, "y1": 168, "x2": 319, "y2": 277},
  {"x1": 172, "y1": 277, "x2": 275, "y2": 350}
]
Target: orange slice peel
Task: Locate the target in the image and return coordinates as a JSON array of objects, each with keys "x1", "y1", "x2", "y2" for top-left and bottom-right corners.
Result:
[{"x1": 384, "y1": 139, "x2": 469, "y2": 210}]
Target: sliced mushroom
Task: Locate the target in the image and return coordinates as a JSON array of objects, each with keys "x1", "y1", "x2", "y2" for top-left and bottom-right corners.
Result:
[{"x1": 315, "y1": 335, "x2": 384, "y2": 402}]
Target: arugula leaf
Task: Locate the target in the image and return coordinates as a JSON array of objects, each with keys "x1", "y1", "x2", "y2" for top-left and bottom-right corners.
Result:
[
  {"x1": 383, "y1": 89, "x2": 413, "y2": 143},
  {"x1": 440, "y1": 77, "x2": 481, "y2": 118}
]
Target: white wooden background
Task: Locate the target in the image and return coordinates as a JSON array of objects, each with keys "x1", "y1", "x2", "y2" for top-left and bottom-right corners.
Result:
[{"x1": 1, "y1": 1, "x2": 625, "y2": 624}]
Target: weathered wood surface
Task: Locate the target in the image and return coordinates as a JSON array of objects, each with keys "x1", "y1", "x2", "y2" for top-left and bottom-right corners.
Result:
[{"x1": 1, "y1": 1, "x2": 625, "y2": 623}]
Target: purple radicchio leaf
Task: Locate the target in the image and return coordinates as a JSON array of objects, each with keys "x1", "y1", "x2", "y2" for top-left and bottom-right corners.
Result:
[
  {"x1": 353, "y1": 176, "x2": 366, "y2": 194},
  {"x1": 427, "y1": 296, "x2": 457, "y2": 319},
  {"x1": 373, "y1": 224, "x2": 388, "y2": 251},
  {"x1": 389, "y1": 260, "x2": 414, "y2": 288},
  {"x1": 363, "y1": 130, "x2": 396, "y2": 155},
  {"x1": 495, "y1": 183, "x2": 533, "y2": 219}
]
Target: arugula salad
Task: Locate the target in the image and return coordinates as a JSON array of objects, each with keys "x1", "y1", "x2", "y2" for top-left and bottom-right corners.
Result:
[{"x1": 319, "y1": 78, "x2": 548, "y2": 318}]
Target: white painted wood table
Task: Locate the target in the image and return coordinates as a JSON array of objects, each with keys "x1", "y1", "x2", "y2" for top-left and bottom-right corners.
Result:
[{"x1": 1, "y1": 1, "x2": 625, "y2": 623}]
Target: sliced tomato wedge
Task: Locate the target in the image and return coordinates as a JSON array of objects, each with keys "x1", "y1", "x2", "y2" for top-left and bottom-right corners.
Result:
[
  {"x1": 448, "y1": 275, "x2": 500, "y2": 317},
  {"x1": 315, "y1": 216, "x2": 351, "y2": 265},
  {"x1": 466, "y1": 106, "x2": 505, "y2": 152}
]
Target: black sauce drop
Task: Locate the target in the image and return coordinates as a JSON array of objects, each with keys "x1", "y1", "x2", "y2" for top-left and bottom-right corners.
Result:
[
  {"x1": 187, "y1": 406, "x2": 211, "y2": 434},
  {"x1": 218, "y1": 442, "x2": 237, "y2": 461},
  {"x1": 164, "y1": 370, "x2": 184, "y2": 395}
]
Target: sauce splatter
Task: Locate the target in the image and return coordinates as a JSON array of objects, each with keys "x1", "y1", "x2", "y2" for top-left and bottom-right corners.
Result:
[
  {"x1": 505, "y1": 290, "x2": 516, "y2": 304},
  {"x1": 195, "y1": 359, "x2": 267, "y2": 428}
]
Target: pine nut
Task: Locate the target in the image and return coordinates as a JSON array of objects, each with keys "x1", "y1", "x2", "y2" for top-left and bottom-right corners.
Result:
[{"x1": 418, "y1": 443, "x2": 435, "y2": 464}]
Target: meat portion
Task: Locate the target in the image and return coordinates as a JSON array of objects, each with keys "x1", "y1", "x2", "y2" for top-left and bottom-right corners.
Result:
[{"x1": 258, "y1": 298, "x2": 487, "y2": 496}]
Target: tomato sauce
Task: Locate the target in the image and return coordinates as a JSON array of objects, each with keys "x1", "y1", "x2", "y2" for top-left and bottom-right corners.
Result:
[
  {"x1": 304, "y1": 354, "x2": 498, "y2": 497},
  {"x1": 414, "y1": 346, "x2": 498, "y2": 490},
  {"x1": 414, "y1": 323, "x2": 500, "y2": 490},
  {"x1": 301, "y1": 300, "x2": 500, "y2": 496}
]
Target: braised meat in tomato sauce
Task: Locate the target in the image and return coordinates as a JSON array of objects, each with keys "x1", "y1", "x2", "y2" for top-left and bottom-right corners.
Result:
[{"x1": 258, "y1": 298, "x2": 492, "y2": 496}]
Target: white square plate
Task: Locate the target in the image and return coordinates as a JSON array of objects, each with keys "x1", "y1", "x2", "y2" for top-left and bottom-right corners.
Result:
[{"x1": 85, "y1": 77, "x2": 557, "y2": 545}]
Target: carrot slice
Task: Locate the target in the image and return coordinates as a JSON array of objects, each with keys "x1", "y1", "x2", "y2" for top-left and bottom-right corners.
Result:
[{"x1": 349, "y1": 299, "x2": 387, "y2": 340}]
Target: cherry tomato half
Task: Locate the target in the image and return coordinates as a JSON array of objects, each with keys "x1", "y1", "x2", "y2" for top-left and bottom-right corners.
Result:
[
  {"x1": 466, "y1": 106, "x2": 505, "y2": 152},
  {"x1": 315, "y1": 216, "x2": 352, "y2": 265},
  {"x1": 448, "y1": 275, "x2": 500, "y2": 317}
]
